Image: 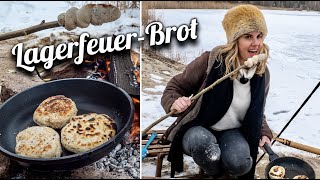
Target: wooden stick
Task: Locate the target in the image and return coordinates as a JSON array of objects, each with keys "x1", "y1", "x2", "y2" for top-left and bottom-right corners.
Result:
[
  {"x1": 275, "y1": 137, "x2": 320, "y2": 155},
  {"x1": 0, "y1": 21, "x2": 61, "y2": 41},
  {"x1": 141, "y1": 64, "x2": 246, "y2": 136}
]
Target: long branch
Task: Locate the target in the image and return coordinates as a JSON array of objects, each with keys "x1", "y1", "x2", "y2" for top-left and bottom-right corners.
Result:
[
  {"x1": 141, "y1": 64, "x2": 246, "y2": 136},
  {"x1": 0, "y1": 21, "x2": 61, "y2": 41}
]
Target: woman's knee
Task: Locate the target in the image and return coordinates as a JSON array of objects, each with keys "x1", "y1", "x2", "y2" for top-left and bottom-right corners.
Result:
[
  {"x1": 192, "y1": 143, "x2": 222, "y2": 176},
  {"x1": 193, "y1": 143, "x2": 221, "y2": 162},
  {"x1": 218, "y1": 129, "x2": 253, "y2": 176},
  {"x1": 222, "y1": 155, "x2": 253, "y2": 176},
  {"x1": 183, "y1": 126, "x2": 217, "y2": 149},
  {"x1": 184, "y1": 126, "x2": 217, "y2": 141}
]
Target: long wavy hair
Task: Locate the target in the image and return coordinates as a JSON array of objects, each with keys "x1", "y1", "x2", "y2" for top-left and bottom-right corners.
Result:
[{"x1": 215, "y1": 41, "x2": 270, "y2": 80}]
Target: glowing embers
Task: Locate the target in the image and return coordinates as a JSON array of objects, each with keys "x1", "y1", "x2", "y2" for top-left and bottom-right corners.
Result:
[
  {"x1": 85, "y1": 53, "x2": 112, "y2": 81},
  {"x1": 130, "y1": 50, "x2": 140, "y2": 88},
  {"x1": 85, "y1": 50, "x2": 140, "y2": 91},
  {"x1": 129, "y1": 96, "x2": 140, "y2": 143}
]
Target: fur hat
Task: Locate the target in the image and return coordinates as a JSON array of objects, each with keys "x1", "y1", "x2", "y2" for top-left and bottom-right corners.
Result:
[{"x1": 222, "y1": 4, "x2": 268, "y2": 43}]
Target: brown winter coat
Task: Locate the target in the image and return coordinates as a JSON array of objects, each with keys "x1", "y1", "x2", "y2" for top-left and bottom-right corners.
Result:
[{"x1": 160, "y1": 45, "x2": 273, "y2": 143}]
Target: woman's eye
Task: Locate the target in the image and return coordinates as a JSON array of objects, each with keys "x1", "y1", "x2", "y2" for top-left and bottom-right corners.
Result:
[{"x1": 245, "y1": 36, "x2": 251, "y2": 39}]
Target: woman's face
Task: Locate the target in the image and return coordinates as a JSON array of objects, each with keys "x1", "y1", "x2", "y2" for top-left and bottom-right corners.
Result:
[{"x1": 238, "y1": 31, "x2": 263, "y2": 64}]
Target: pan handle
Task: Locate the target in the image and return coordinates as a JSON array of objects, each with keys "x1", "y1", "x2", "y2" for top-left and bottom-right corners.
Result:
[{"x1": 263, "y1": 144, "x2": 280, "y2": 161}]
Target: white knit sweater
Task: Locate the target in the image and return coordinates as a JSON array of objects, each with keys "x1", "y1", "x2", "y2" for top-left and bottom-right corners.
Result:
[{"x1": 211, "y1": 67, "x2": 256, "y2": 131}]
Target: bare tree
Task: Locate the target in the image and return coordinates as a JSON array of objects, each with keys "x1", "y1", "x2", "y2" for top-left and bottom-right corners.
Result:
[{"x1": 131, "y1": 1, "x2": 138, "y2": 8}]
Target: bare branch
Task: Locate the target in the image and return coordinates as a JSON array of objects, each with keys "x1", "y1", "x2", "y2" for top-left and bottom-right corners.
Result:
[{"x1": 0, "y1": 21, "x2": 61, "y2": 41}]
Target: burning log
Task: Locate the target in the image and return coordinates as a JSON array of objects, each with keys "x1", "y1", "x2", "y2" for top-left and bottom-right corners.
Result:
[
  {"x1": 129, "y1": 96, "x2": 140, "y2": 143},
  {"x1": 108, "y1": 50, "x2": 140, "y2": 96}
]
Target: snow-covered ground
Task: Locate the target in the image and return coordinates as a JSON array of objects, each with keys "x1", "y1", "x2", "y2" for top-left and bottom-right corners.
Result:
[
  {"x1": 0, "y1": 1, "x2": 140, "y2": 51},
  {"x1": 142, "y1": 9, "x2": 320, "y2": 177}
]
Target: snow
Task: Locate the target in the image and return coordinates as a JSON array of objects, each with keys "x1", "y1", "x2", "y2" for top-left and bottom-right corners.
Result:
[
  {"x1": 143, "y1": 85, "x2": 166, "y2": 93},
  {"x1": 0, "y1": 1, "x2": 140, "y2": 52},
  {"x1": 162, "y1": 71, "x2": 171, "y2": 75},
  {"x1": 150, "y1": 73, "x2": 164, "y2": 83},
  {"x1": 150, "y1": 74, "x2": 164, "y2": 80},
  {"x1": 141, "y1": 91, "x2": 176, "y2": 132},
  {"x1": 142, "y1": 9, "x2": 320, "y2": 177}
]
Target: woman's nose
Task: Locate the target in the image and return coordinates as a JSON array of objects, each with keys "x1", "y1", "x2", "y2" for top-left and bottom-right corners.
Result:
[{"x1": 251, "y1": 38, "x2": 260, "y2": 46}]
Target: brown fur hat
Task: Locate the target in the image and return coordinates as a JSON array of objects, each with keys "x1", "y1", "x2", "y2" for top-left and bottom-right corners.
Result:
[{"x1": 222, "y1": 4, "x2": 268, "y2": 43}]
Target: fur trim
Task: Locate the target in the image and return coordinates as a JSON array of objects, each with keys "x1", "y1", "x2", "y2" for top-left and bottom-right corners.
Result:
[{"x1": 222, "y1": 5, "x2": 268, "y2": 43}]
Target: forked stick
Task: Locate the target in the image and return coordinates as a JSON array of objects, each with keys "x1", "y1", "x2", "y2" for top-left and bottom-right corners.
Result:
[
  {"x1": 142, "y1": 54, "x2": 267, "y2": 137},
  {"x1": 0, "y1": 21, "x2": 60, "y2": 41}
]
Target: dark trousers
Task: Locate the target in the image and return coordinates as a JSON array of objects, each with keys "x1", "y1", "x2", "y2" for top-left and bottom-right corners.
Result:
[{"x1": 182, "y1": 126, "x2": 253, "y2": 176}]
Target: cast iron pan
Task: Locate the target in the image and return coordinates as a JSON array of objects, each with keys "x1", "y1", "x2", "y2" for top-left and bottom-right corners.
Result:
[
  {"x1": 0, "y1": 78, "x2": 134, "y2": 171},
  {"x1": 264, "y1": 144, "x2": 315, "y2": 179}
]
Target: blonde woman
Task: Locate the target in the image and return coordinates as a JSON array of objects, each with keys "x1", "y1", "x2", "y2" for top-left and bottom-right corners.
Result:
[{"x1": 160, "y1": 5, "x2": 272, "y2": 178}]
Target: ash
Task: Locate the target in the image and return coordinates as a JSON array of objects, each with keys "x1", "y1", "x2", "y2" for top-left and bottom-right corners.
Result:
[{"x1": 93, "y1": 141, "x2": 140, "y2": 179}]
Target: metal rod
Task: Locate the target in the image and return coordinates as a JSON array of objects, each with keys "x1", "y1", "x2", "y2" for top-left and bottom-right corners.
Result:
[{"x1": 257, "y1": 81, "x2": 320, "y2": 163}]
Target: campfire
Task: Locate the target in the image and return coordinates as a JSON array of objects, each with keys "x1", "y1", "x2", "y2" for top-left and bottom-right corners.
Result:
[
  {"x1": 129, "y1": 50, "x2": 140, "y2": 142},
  {"x1": 130, "y1": 50, "x2": 140, "y2": 88},
  {"x1": 83, "y1": 50, "x2": 140, "y2": 143},
  {"x1": 130, "y1": 97, "x2": 140, "y2": 143},
  {"x1": 38, "y1": 48, "x2": 141, "y2": 143},
  {"x1": 28, "y1": 48, "x2": 141, "y2": 179}
]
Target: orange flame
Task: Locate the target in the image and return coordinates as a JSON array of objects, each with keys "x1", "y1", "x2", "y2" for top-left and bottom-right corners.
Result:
[
  {"x1": 133, "y1": 69, "x2": 140, "y2": 84},
  {"x1": 132, "y1": 97, "x2": 140, "y2": 104},
  {"x1": 106, "y1": 59, "x2": 111, "y2": 73},
  {"x1": 130, "y1": 97, "x2": 140, "y2": 142},
  {"x1": 131, "y1": 50, "x2": 140, "y2": 67},
  {"x1": 131, "y1": 50, "x2": 140, "y2": 85}
]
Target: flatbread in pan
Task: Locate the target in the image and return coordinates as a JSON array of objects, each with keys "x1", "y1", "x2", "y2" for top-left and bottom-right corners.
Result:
[
  {"x1": 15, "y1": 126, "x2": 62, "y2": 158},
  {"x1": 0, "y1": 78, "x2": 133, "y2": 170},
  {"x1": 33, "y1": 95, "x2": 78, "y2": 129},
  {"x1": 61, "y1": 113, "x2": 117, "y2": 153},
  {"x1": 269, "y1": 165, "x2": 286, "y2": 179}
]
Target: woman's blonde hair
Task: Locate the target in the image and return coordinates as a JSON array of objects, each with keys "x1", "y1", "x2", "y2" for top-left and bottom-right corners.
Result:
[{"x1": 216, "y1": 41, "x2": 269, "y2": 80}]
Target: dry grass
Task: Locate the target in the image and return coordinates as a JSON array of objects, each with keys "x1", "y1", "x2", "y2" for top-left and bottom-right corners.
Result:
[
  {"x1": 143, "y1": 1, "x2": 236, "y2": 10},
  {"x1": 142, "y1": 7, "x2": 164, "y2": 27},
  {"x1": 141, "y1": 1, "x2": 297, "y2": 26},
  {"x1": 142, "y1": 1, "x2": 236, "y2": 26}
]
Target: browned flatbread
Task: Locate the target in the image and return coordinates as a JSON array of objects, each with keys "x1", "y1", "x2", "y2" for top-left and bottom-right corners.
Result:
[
  {"x1": 15, "y1": 126, "x2": 62, "y2": 158},
  {"x1": 293, "y1": 175, "x2": 309, "y2": 179},
  {"x1": 61, "y1": 113, "x2": 117, "y2": 153},
  {"x1": 269, "y1": 165, "x2": 286, "y2": 179},
  {"x1": 33, "y1": 95, "x2": 78, "y2": 129}
]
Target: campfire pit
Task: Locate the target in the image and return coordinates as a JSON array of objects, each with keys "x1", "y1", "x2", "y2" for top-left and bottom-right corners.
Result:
[
  {"x1": 37, "y1": 47, "x2": 141, "y2": 142},
  {"x1": 0, "y1": 46, "x2": 140, "y2": 179},
  {"x1": 38, "y1": 49, "x2": 140, "y2": 96},
  {"x1": 1, "y1": 136, "x2": 140, "y2": 179}
]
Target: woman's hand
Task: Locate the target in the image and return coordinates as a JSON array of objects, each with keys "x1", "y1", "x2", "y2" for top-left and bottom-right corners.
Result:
[
  {"x1": 259, "y1": 135, "x2": 272, "y2": 152},
  {"x1": 170, "y1": 96, "x2": 192, "y2": 114}
]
